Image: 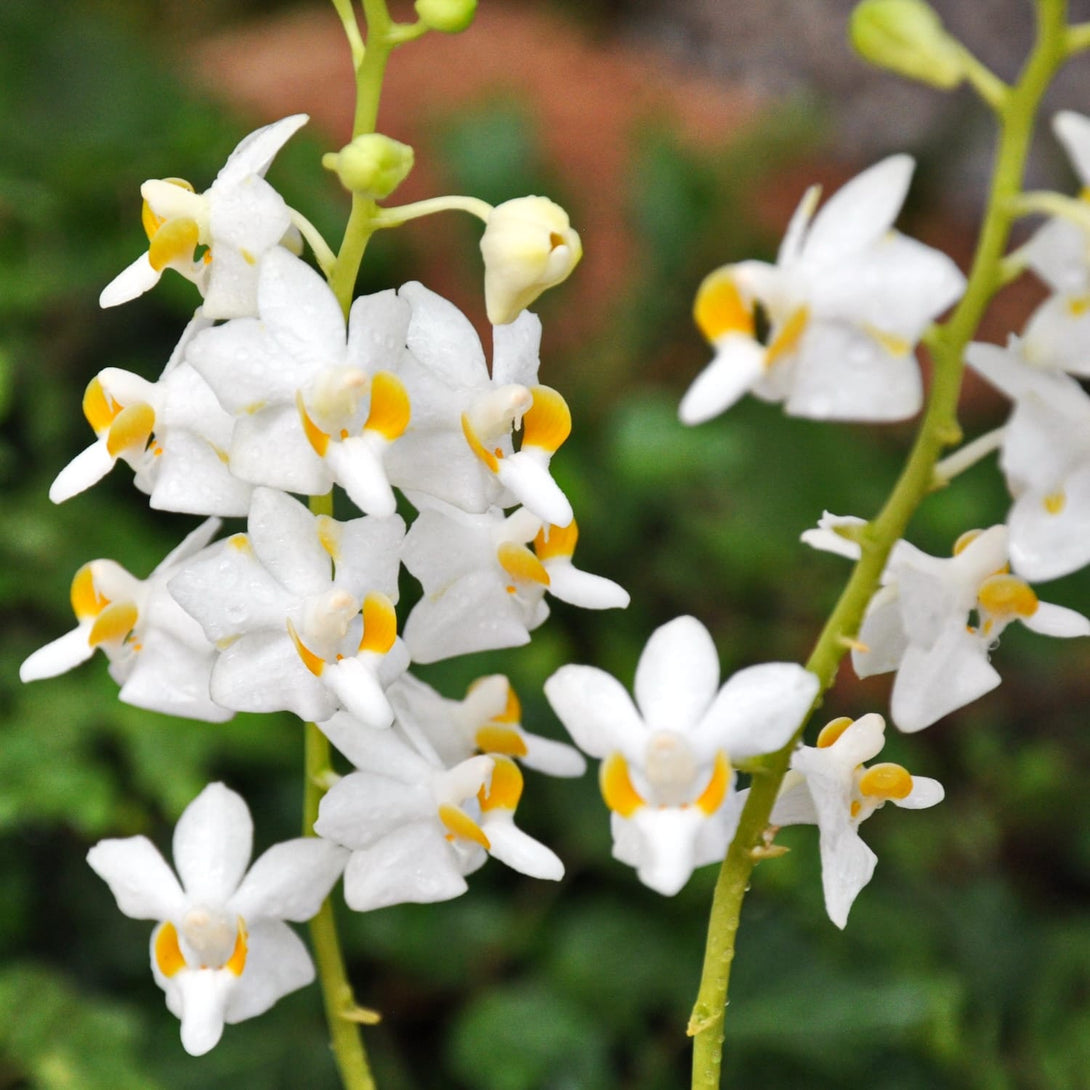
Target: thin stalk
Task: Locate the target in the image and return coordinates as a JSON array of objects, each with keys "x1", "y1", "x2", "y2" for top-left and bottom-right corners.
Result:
[
  {"x1": 303, "y1": 491, "x2": 378, "y2": 1090},
  {"x1": 688, "y1": 4, "x2": 1069, "y2": 1087}
]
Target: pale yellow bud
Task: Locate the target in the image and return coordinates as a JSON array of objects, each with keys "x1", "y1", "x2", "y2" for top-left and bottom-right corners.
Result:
[
  {"x1": 479, "y1": 196, "x2": 582, "y2": 325},
  {"x1": 415, "y1": 0, "x2": 477, "y2": 34},
  {"x1": 322, "y1": 134, "x2": 415, "y2": 200},
  {"x1": 850, "y1": 0, "x2": 965, "y2": 90}
]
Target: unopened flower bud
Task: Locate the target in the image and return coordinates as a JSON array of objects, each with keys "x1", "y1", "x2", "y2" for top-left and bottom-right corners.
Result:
[
  {"x1": 479, "y1": 196, "x2": 582, "y2": 325},
  {"x1": 415, "y1": 0, "x2": 477, "y2": 34},
  {"x1": 322, "y1": 134, "x2": 414, "y2": 200},
  {"x1": 850, "y1": 0, "x2": 965, "y2": 90}
]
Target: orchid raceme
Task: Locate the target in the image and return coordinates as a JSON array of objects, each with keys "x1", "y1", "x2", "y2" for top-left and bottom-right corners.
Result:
[
  {"x1": 87, "y1": 783, "x2": 346, "y2": 1055},
  {"x1": 545, "y1": 616, "x2": 819, "y2": 895},
  {"x1": 100, "y1": 114, "x2": 309, "y2": 319},
  {"x1": 771, "y1": 714, "x2": 943, "y2": 927},
  {"x1": 680, "y1": 154, "x2": 965, "y2": 424},
  {"x1": 168, "y1": 487, "x2": 405, "y2": 726},
  {"x1": 966, "y1": 340, "x2": 1090, "y2": 580},
  {"x1": 20, "y1": 518, "x2": 230, "y2": 722},
  {"x1": 851, "y1": 525, "x2": 1090, "y2": 731},
  {"x1": 315, "y1": 711, "x2": 563, "y2": 911}
]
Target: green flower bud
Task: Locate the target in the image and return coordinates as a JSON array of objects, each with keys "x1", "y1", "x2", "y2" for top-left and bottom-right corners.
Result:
[
  {"x1": 415, "y1": 0, "x2": 477, "y2": 34},
  {"x1": 850, "y1": 0, "x2": 966, "y2": 90},
  {"x1": 322, "y1": 134, "x2": 414, "y2": 200}
]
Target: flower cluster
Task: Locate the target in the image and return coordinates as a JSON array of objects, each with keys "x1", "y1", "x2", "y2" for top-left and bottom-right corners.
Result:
[
  {"x1": 22, "y1": 115, "x2": 608, "y2": 1053},
  {"x1": 659, "y1": 127, "x2": 1090, "y2": 925}
]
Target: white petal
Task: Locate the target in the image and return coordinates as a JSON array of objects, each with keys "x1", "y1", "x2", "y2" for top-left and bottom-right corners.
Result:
[
  {"x1": 492, "y1": 310, "x2": 543, "y2": 387},
  {"x1": 172, "y1": 783, "x2": 253, "y2": 904},
  {"x1": 897, "y1": 775, "x2": 944, "y2": 810},
  {"x1": 186, "y1": 319, "x2": 310, "y2": 413},
  {"x1": 172, "y1": 968, "x2": 235, "y2": 1056},
  {"x1": 626, "y1": 806, "x2": 707, "y2": 896},
  {"x1": 217, "y1": 114, "x2": 308, "y2": 183},
  {"x1": 168, "y1": 541, "x2": 294, "y2": 642},
  {"x1": 482, "y1": 814, "x2": 564, "y2": 880},
  {"x1": 99, "y1": 253, "x2": 161, "y2": 308},
  {"x1": 149, "y1": 433, "x2": 253, "y2": 517},
  {"x1": 400, "y1": 281, "x2": 488, "y2": 387},
  {"x1": 258, "y1": 250, "x2": 347, "y2": 368},
  {"x1": 496, "y1": 451, "x2": 572, "y2": 527},
  {"x1": 1022, "y1": 600, "x2": 1090, "y2": 637},
  {"x1": 341, "y1": 824, "x2": 469, "y2": 910},
  {"x1": 678, "y1": 335, "x2": 765, "y2": 425},
  {"x1": 230, "y1": 406, "x2": 330, "y2": 494},
  {"x1": 695, "y1": 662, "x2": 819, "y2": 762},
  {"x1": 49, "y1": 440, "x2": 117, "y2": 503},
  {"x1": 799, "y1": 155, "x2": 913, "y2": 266},
  {"x1": 314, "y1": 771, "x2": 433, "y2": 849},
  {"x1": 319, "y1": 710, "x2": 432, "y2": 780},
  {"x1": 1009, "y1": 469, "x2": 1090, "y2": 581},
  {"x1": 890, "y1": 624, "x2": 1000, "y2": 732},
  {"x1": 328, "y1": 514, "x2": 405, "y2": 603},
  {"x1": 520, "y1": 733, "x2": 588, "y2": 778},
  {"x1": 19, "y1": 624, "x2": 95, "y2": 682},
  {"x1": 769, "y1": 771, "x2": 818, "y2": 826},
  {"x1": 854, "y1": 588, "x2": 914, "y2": 674},
  {"x1": 634, "y1": 616, "x2": 720, "y2": 735},
  {"x1": 118, "y1": 630, "x2": 229, "y2": 723},
  {"x1": 820, "y1": 823, "x2": 878, "y2": 930},
  {"x1": 402, "y1": 571, "x2": 531, "y2": 664},
  {"x1": 324, "y1": 657, "x2": 395, "y2": 730},
  {"x1": 544, "y1": 560, "x2": 630, "y2": 610},
  {"x1": 544, "y1": 664, "x2": 647, "y2": 760},
  {"x1": 248, "y1": 487, "x2": 331, "y2": 597},
  {"x1": 1054, "y1": 110, "x2": 1090, "y2": 184},
  {"x1": 785, "y1": 323, "x2": 922, "y2": 421},
  {"x1": 326, "y1": 437, "x2": 397, "y2": 518},
  {"x1": 210, "y1": 631, "x2": 336, "y2": 721},
  {"x1": 87, "y1": 836, "x2": 187, "y2": 920},
  {"x1": 777, "y1": 184, "x2": 821, "y2": 266},
  {"x1": 229, "y1": 838, "x2": 346, "y2": 922},
  {"x1": 224, "y1": 919, "x2": 314, "y2": 1023},
  {"x1": 346, "y1": 289, "x2": 412, "y2": 373}
]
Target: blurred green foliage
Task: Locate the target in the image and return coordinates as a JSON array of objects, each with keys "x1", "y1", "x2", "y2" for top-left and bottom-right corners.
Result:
[{"x1": 3, "y1": 2, "x2": 1090, "y2": 1089}]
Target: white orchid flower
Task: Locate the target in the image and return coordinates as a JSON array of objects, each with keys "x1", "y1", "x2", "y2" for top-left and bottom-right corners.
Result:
[
  {"x1": 186, "y1": 249, "x2": 412, "y2": 516},
  {"x1": 681, "y1": 154, "x2": 965, "y2": 424},
  {"x1": 545, "y1": 615, "x2": 819, "y2": 895},
  {"x1": 20, "y1": 519, "x2": 229, "y2": 721},
  {"x1": 101, "y1": 115, "x2": 308, "y2": 319},
  {"x1": 387, "y1": 282, "x2": 574, "y2": 524},
  {"x1": 168, "y1": 488, "x2": 405, "y2": 727},
  {"x1": 967, "y1": 340, "x2": 1090, "y2": 580},
  {"x1": 49, "y1": 317, "x2": 251, "y2": 515},
  {"x1": 853, "y1": 525, "x2": 1090, "y2": 731},
  {"x1": 87, "y1": 783, "x2": 345, "y2": 1055},
  {"x1": 388, "y1": 672, "x2": 586, "y2": 777},
  {"x1": 315, "y1": 714, "x2": 562, "y2": 911},
  {"x1": 771, "y1": 713, "x2": 943, "y2": 927}
]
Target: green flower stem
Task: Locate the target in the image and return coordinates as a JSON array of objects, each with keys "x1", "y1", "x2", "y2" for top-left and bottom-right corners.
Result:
[
  {"x1": 302, "y1": 490, "x2": 377, "y2": 1090},
  {"x1": 369, "y1": 194, "x2": 493, "y2": 230},
  {"x1": 305, "y1": 722, "x2": 378, "y2": 1090},
  {"x1": 689, "y1": 4, "x2": 1069, "y2": 1087},
  {"x1": 328, "y1": 0, "x2": 425, "y2": 314}
]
